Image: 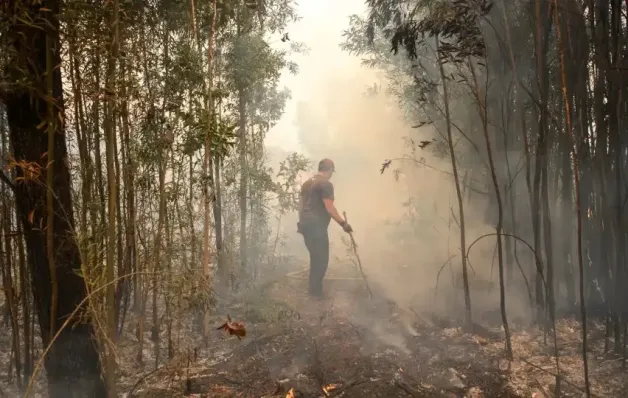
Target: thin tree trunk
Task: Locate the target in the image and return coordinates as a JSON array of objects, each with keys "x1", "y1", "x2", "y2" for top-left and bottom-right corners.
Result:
[
  {"x1": 45, "y1": 5, "x2": 58, "y2": 343},
  {"x1": 113, "y1": 117, "x2": 125, "y2": 334},
  {"x1": 119, "y1": 58, "x2": 136, "y2": 316},
  {"x1": 238, "y1": 90, "x2": 248, "y2": 278},
  {"x1": 214, "y1": 153, "x2": 224, "y2": 277},
  {"x1": 555, "y1": 1, "x2": 590, "y2": 394},
  {"x1": 560, "y1": 138, "x2": 575, "y2": 308},
  {"x1": 135, "y1": 11, "x2": 152, "y2": 366},
  {"x1": 202, "y1": 0, "x2": 219, "y2": 338},
  {"x1": 151, "y1": 21, "x2": 171, "y2": 370},
  {"x1": 103, "y1": 0, "x2": 120, "y2": 393},
  {"x1": 67, "y1": 33, "x2": 91, "y2": 247},
  {"x1": 469, "y1": 60, "x2": 512, "y2": 358},
  {"x1": 435, "y1": 35, "x2": 471, "y2": 326},
  {"x1": 189, "y1": 154, "x2": 196, "y2": 270},
  {"x1": 165, "y1": 159, "x2": 175, "y2": 359},
  {"x1": 214, "y1": 70, "x2": 225, "y2": 280},
  {"x1": 17, "y1": 210, "x2": 32, "y2": 386},
  {"x1": 502, "y1": 5, "x2": 539, "y2": 312}
]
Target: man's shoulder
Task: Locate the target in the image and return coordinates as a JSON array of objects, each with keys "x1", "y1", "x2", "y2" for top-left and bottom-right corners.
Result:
[
  {"x1": 313, "y1": 176, "x2": 333, "y2": 188},
  {"x1": 301, "y1": 177, "x2": 314, "y2": 189}
]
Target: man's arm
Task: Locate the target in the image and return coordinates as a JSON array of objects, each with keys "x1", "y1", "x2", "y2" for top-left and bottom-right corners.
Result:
[
  {"x1": 323, "y1": 198, "x2": 346, "y2": 226},
  {"x1": 320, "y1": 181, "x2": 348, "y2": 227}
]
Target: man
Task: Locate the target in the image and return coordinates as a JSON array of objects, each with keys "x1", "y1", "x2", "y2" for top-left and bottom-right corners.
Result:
[{"x1": 298, "y1": 158, "x2": 353, "y2": 298}]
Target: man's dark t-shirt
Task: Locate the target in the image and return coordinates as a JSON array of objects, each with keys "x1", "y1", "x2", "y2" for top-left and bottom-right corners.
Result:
[{"x1": 299, "y1": 175, "x2": 334, "y2": 227}]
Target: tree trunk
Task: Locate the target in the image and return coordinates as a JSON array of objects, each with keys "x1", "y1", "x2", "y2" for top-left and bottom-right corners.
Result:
[
  {"x1": 469, "y1": 60, "x2": 512, "y2": 358},
  {"x1": 188, "y1": 154, "x2": 196, "y2": 270},
  {"x1": 532, "y1": 0, "x2": 553, "y2": 323},
  {"x1": 555, "y1": 0, "x2": 590, "y2": 393},
  {"x1": 117, "y1": 48, "x2": 133, "y2": 336},
  {"x1": 238, "y1": 90, "x2": 248, "y2": 278},
  {"x1": 435, "y1": 35, "x2": 471, "y2": 326},
  {"x1": 103, "y1": 0, "x2": 120, "y2": 393},
  {"x1": 202, "y1": 0, "x2": 219, "y2": 337},
  {"x1": 560, "y1": 139, "x2": 576, "y2": 307},
  {"x1": 1, "y1": 188, "x2": 21, "y2": 386},
  {"x1": 67, "y1": 32, "x2": 92, "y2": 249},
  {"x1": 17, "y1": 208, "x2": 32, "y2": 386},
  {"x1": 3, "y1": 1, "x2": 106, "y2": 396},
  {"x1": 214, "y1": 153, "x2": 224, "y2": 279}
]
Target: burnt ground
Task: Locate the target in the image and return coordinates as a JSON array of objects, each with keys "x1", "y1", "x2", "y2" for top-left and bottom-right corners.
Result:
[
  {"x1": 120, "y1": 276, "x2": 513, "y2": 398},
  {"x1": 1, "y1": 268, "x2": 627, "y2": 397},
  {"x1": 118, "y1": 271, "x2": 628, "y2": 398}
]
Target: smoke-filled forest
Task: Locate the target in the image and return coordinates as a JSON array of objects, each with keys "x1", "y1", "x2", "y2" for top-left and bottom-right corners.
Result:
[{"x1": 0, "y1": 0, "x2": 627, "y2": 397}]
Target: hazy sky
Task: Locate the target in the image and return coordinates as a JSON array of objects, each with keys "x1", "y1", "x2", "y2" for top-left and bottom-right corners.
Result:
[{"x1": 265, "y1": 0, "x2": 367, "y2": 153}]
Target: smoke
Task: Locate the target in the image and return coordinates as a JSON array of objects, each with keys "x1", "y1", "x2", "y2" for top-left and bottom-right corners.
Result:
[{"x1": 265, "y1": 0, "x2": 534, "y2": 334}]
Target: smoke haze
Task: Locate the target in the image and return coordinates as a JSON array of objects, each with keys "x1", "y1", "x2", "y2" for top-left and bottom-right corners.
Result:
[{"x1": 266, "y1": 0, "x2": 532, "y2": 326}]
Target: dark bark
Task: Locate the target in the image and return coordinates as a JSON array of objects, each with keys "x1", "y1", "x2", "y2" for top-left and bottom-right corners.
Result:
[
  {"x1": 2, "y1": 197, "x2": 22, "y2": 386},
  {"x1": 17, "y1": 208, "x2": 33, "y2": 386},
  {"x1": 559, "y1": 135, "x2": 575, "y2": 308},
  {"x1": 555, "y1": 0, "x2": 591, "y2": 392},
  {"x1": 531, "y1": 0, "x2": 553, "y2": 323},
  {"x1": 120, "y1": 53, "x2": 135, "y2": 333},
  {"x1": 2, "y1": 1, "x2": 106, "y2": 396}
]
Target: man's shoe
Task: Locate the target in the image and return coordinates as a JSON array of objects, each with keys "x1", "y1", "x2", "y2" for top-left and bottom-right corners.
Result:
[{"x1": 308, "y1": 291, "x2": 326, "y2": 300}]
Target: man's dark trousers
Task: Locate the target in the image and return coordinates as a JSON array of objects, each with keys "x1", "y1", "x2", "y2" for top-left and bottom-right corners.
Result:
[{"x1": 300, "y1": 222, "x2": 329, "y2": 297}]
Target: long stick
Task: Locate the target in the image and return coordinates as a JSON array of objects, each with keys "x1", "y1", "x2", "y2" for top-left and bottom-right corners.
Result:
[{"x1": 343, "y1": 211, "x2": 372, "y2": 299}]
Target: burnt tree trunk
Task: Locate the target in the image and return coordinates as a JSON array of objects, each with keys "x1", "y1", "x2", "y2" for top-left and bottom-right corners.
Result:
[{"x1": 2, "y1": 1, "x2": 106, "y2": 396}]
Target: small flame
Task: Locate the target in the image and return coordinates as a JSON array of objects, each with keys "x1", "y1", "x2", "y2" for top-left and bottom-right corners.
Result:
[{"x1": 323, "y1": 383, "x2": 341, "y2": 394}]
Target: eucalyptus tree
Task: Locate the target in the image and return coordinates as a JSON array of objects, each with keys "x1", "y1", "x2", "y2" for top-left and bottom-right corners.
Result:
[
  {"x1": 345, "y1": 0, "x2": 628, "y2": 394},
  {"x1": 221, "y1": 0, "x2": 300, "y2": 280},
  {"x1": 342, "y1": 2, "x2": 485, "y2": 327},
  {"x1": 0, "y1": 1, "x2": 107, "y2": 396}
]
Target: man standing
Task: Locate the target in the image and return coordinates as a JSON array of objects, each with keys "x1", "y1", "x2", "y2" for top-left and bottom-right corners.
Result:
[{"x1": 298, "y1": 158, "x2": 353, "y2": 298}]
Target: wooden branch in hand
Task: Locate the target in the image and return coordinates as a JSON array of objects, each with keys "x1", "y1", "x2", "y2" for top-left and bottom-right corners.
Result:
[{"x1": 343, "y1": 211, "x2": 373, "y2": 299}]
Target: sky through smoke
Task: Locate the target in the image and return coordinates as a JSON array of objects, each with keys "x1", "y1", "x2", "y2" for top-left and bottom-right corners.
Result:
[{"x1": 266, "y1": 0, "x2": 367, "y2": 154}]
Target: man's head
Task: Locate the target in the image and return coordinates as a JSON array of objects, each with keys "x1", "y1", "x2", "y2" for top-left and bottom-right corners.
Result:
[{"x1": 318, "y1": 158, "x2": 335, "y2": 179}]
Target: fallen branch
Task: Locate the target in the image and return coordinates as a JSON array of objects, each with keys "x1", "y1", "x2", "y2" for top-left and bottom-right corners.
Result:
[
  {"x1": 326, "y1": 379, "x2": 370, "y2": 397},
  {"x1": 392, "y1": 375, "x2": 423, "y2": 397},
  {"x1": 128, "y1": 365, "x2": 166, "y2": 396},
  {"x1": 532, "y1": 377, "x2": 550, "y2": 398},
  {"x1": 520, "y1": 358, "x2": 598, "y2": 397}
]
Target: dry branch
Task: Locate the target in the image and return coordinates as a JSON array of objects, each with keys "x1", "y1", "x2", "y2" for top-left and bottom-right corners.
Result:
[{"x1": 342, "y1": 211, "x2": 372, "y2": 299}]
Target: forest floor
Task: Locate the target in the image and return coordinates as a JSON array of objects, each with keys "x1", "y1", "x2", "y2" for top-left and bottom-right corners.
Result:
[
  {"x1": 118, "y1": 268, "x2": 627, "y2": 398},
  {"x1": 1, "y1": 267, "x2": 628, "y2": 397}
]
